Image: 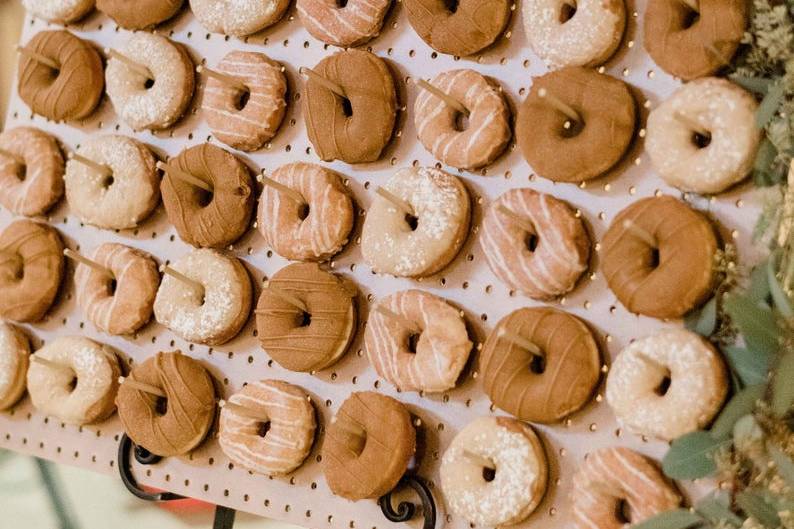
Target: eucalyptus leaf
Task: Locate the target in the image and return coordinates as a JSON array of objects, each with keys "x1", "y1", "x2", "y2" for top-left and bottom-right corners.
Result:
[
  {"x1": 767, "y1": 256, "x2": 794, "y2": 318},
  {"x1": 724, "y1": 294, "x2": 781, "y2": 357},
  {"x1": 695, "y1": 491, "x2": 743, "y2": 528},
  {"x1": 662, "y1": 431, "x2": 727, "y2": 480},
  {"x1": 729, "y1": 74, "x2": 773, "y2": 95},
  {"x1": 724, "y1": 346, "x2": 771, "y2": 386},
  {"x1": 769, "y1": 445, "x2": 794, "y2": 490},
  {"x1": 771, "y1": 348, "x2": 794, "y2": 416},
  {"x1": 757, "y1": 81, "x2": 786, "y2": 129},
  {"x1": 630, "y1": 509, "x2": 704, "y2": 529},
  {"x1": 733, "y1": 415, "x2": 764, "y2": 450},
  {"x1": 686, "y1": 297, "x2": 718, "y2": 337},
  {"x1": 710, "y1": 385, "x2": 765, "y2": 439},
  {"x1": 736, "y1": 490, "x2": 781, "y2": 528},
  {"x1": 753, "y1": 139, "x2": 782, "y2": 187},
  {"x1": 748, "y1": 261, "x2": 772, "y2": 304}
]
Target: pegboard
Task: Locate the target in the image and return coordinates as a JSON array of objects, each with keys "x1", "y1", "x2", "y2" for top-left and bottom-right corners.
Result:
[{"x1": 0, "y1": 1, "x2": 764, "y2": 528}]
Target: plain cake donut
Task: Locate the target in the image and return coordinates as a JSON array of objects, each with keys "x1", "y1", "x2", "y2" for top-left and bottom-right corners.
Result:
[
  {"x1": 22, "y1": 0, "x2": 94, "y2": 23},
  {"x1": 201, "y1": 51, "x2": 288, "y2": 152},
  {"x1": 441, "y1": 417, "x2": 548, "y2": 526},
  {"x1": 97, "y1": 0, "x2": 184, "y2": 29},
  {"x1": 601, "y1": 196, "x2": 719, "y2": 319},
  {"x1": 190, "y1": 0, "x2": 291, "y2": 36},
  {"x1": 0, "y1": 220, "x2": 64, "y2": 323},
  {"x1": 572, "y1": 447, "x2": 681, "y2": 529},
  {"x1": 0, "y1": 323, "x2": 30, "y2": 411},
  {"x1": 75, "y1": 243, "x2": 160, "y2": 336},
  {"x1": 414, "y1": 69, "x2": 511, "y2": 170},
  {"x1": 65, "y1": 135, "x2": 159, "y2": 230},
  {"x1": 365, "y1": 289, "x2": 472, "y2": 393},
  {"x1": 361, "y1": 167, "x2": 470, "y2": 278},
  {"x1": 606, "y1": 329, "x2": 728, "y2": 440},
  {"x1": 27, "y1": 336, "x2": 121, "y2": 425},
  {"x1": 257, "y1": 162, "x2": 354, "y2": 262},
  {"x1": 480, "y1": 188, "x2": 590, "y2": 300},
  {"x1": 219, "y1": 380, "x2": 316, "y2": 476},
  {"x1": 523, "y1": 0, "x2": 626, "y2": 69},
  {"x1": 0, "y1": 127, "x2": 64, "y2": 217},
  {"x1": 646, "y1": 78, "x2": 761, "y2": 194},
  {"x1": 297, "y1": 0, "x2": 392, "y2": 48},
  {"x1": 105, "y1": 32, "x2": 195, "y2": 131}
]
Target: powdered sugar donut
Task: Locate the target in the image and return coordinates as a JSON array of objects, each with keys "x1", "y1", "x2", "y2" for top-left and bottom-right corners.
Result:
[
  {"x1": 361, "y1": 167, "x2": 470, "y2": 278},
  {"x1": 190, "y1": 0, "x2": 291, "y2": 36},
  {"x1": 0, "y1": 127, "x2": 64, "y2": 217},
  {"x1": 106, "y1": 33, "x2": 195, "y2": 130},
  {"x1": 365, "y1": 290, "x2": 472, "y2": 393},
  {"x1": 22, "y1": 0, "x2": 94, "y2": 23},
  {"x1": 0, "y1": 323, "x2": 30, "y2": 410},
  {"x1": 606, "y1": 329, "x2": 728, "y2": 441},
  {"x1": 257, "y1": 163, "x2": 354, "y2": 262},
  {"x1": 65, "y1": 135, "x2": 159, "y2": 230},
  {"x1": 154, "y1": 249, "x2": 252, "y2": 345},
  {"x1": 415, "y1": 70, "x2": 511, "y2": 170},
  {"x1": 297, "y1": 0, "x2": 392, "y2": 48},
  {"x1": 524, "y1": 0, "x2": 626, "y2": 69},
  {"x1": 646, "y1": 78, "x2": 761, "y2": 194},
  {"x1": 480, "y1": 188, "x2": 590, "y2": 300},
  {"x1": 201, "y1": 51, "x2": 287, "y2": 152},
  {"x1": 219, "y1": 380, "x2": 316, "y2": 476},
  {"x1": 76, "y1": 243, "x2": 160, "y2": 336}
]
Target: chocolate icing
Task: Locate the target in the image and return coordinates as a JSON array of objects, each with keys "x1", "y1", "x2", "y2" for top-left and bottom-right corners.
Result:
[{"x1": 97, "y1": 0, "x2": 184, "y2": 29}]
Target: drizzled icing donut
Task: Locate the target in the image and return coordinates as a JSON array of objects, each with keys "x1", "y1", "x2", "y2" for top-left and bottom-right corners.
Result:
[
  {"x1": 22, "y1": 0, "x2": 94, "y2": 23},
  {"x1": 480, "y1": 188, "x2": 590, "y2": 300},
  {"x1": 97, "y1": 0, "x2": 183, "y2": 29},
  {"x1": 219, "y1": 380, "x2": 316, "y2": 476},
  {"x1": 414, "y1": 69, "x2": 511, "y2": 170},
  {"x1": 0, "y1": 323, "x2": 30, "y2": 411},
  {"x1": 257, "y1": 163, "x2": 354, "y2": 262},
  {"x1": 0, "y1": 127, "x2": 64, "y2": 217},
  {"x1": 297, "y1": 0, "x2": 393, "y2": 48},
  {"x1": 202, "y1": 51, "x2": 288, "y2": 152},
  {"x1": 190, "y1": 0, "x2": 291, "y2": 36}
]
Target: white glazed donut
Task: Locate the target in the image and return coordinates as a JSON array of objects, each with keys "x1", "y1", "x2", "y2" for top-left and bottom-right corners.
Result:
[
  {"x1": 153, "y1": 249, "x2": 252, "y2": 345},
  {"x1": 22, "y1": 0, "x2": 94, "y2": 23},
  {"x1": 76, "y1": 243, "x2": 160, "y2": 335},
  {"x1": 0, "y1": 323, "x2": 30, "y2": 410},
  {"x1": 646, "y1": 77, "x2": 762, "y2": 195},
  {"x1": 296, "y1": 0, "x2": 393, "y2": 48},
  {"x1": 523, "y1": 0, "x2": 626, "y2": 69},
  {"x1": 219, "y1": 380, "x2": 316, "y2": 476},
  {"x1": 0, "y1": 127, "x2": 64, "y2": 217},
  {"x1": 65, "y1": 135, "x2": 159, "y2": 230},
  {"x1": 441, "y1": 416, "x2": 548, "y2": 526},
  {"x1": 106, "y1": 33, "x2": 195, "y2": 130},
  {"x1": 606, "y1": 329, "x2": 729, "y2": 441},
  {"x1": 26, "y1": 336, "x2": 121, "y2": 425},
  {"x1": 190, "y1": 0, "x2": 291, "y2": 36},
  {"x1": 361, "y1": 167, "x2": 470, "y2": 278}
]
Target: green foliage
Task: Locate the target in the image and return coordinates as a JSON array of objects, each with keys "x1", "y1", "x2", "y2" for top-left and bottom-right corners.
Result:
[
  {"x1": 695, "y1": 492, "x2": 744, "y2": 528},
  {"x1": 710, "y1": 385, "x2": 765, "y2": 439},
  {"x1": 629, "y1": 510, "x2": 704, "y2": 529},
  {"x1": 662, "y1": 431, "x2": 728, "y2": 480}
]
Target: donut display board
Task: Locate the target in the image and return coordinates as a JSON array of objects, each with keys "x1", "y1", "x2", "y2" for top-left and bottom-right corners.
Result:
[{"x1": 0, "y1": 3, "x2": 764, "y2": 529}]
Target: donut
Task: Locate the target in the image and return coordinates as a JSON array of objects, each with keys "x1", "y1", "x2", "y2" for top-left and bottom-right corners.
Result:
[
  {"x1": 303, "y1": 49, "x2": 397, "y2": 164},
  {"x1": 523, "y1": 0, "x2": 626, "y2": 69},
  {"x1": 321, "y1": 391, "x2": 415, "y2": 500},
  {"x1": 190, "y1": 0, "x2": 291, "y2": 36},
  {"x1": 17, "y1": 30, "x2": 104, "y2": 122},
  {"x1": 601, "y1": 196, "x2": 719, "y2": 319},
  {"x1": 440, "y1": 417, "x2": 548, "y2": 526},
  {"x1": 361, "y1": 167, "x2": 470, "y2": 278},
  {"x1": 256, "y1": 162, "x2": 354, "y2": 262},
  {"x1": 96, "y1": 0, "x2": 183, "y2": 29},
  {"x1": 414, "y1": 69, "x2": 511, "y2": 170},
  {"x1": 218, "y1": 380, "x2": 316, "y2": 476},
  {"x1": 480, "y1": 307, "x2": 601, "y2": 423},
  {"x1": 65, "y1": 135, "x2": 159, "y2": 230},
  {"x1": 606, "y1": 329, "x2": 728, "y2": 440},
  {"x1": 105, "y1": 32, "x2": 195, "y2": 131},
  {"x1": 201, "y1": 51, "x2": 288, "y2": 152},
  {"x1": 0, "y1": 220, "x2": 64, "y2": 323},
  {"x1": 480, "y1": 188, "x2": 590, "y2": 300},
  {"x1": 75, "y1": 243, "x2": 160, "y2": 336},
  {"x1": 0, "y1": 323, "x2": 30, "y2": 411},
  {"x1": 365, "y1": 290, "x2": 472, "y2": 393},
  {"x1": 296, "y1": 0, "x2": 392, "y2": 48},
  {"x1": 0, "y1": 127, "x2": 64, "y2": 217},
  {"x1": 646, "y1": 78, "x2": 761, "y2": 195},
  {"x1": 154, "y1": 249, "x2": 252, "y2": 345},
  {"x1": 22, "y1": 0, "x2": 94, "y2": 23},
  {"x1": 516, "y1": 67, "x2": 636, "y2": 183},
  {"x1": 572, "y1": 447, "x2": 681, "y2": 529},
  {"x1": 404, "y1": 0, "x2": 511, "y2": 57},
  {"x1": 161, "y1": 143, "x2": 255, "y2": 249},
  {"x1": 644, "y1": 0, "x2": 748, "y2": 81},
  {"x1": 27, "y1": 336, "x2": 121, "y2": 425},
  {"x1": 255, "y1": 262, "x2": 357, "y2": 372},
  {"x1": 116, "y1": 351, "x2": 215, "y2": 457}
]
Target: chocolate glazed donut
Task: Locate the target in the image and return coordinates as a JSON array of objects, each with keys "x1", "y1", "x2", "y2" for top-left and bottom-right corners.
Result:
[
  {"x1": 96, "y1": 0, "x2": 184, "y2": 29},
  {"x1": 303, "y1": 49, "x2": 397, "y2": 164}
]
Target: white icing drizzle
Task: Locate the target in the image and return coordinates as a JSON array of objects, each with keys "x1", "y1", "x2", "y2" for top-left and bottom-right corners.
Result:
[{"x1": 296, "y1": 0, "x2": 392, "y2": 47}]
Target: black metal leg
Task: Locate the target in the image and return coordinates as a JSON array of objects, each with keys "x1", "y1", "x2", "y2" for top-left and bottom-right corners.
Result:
[
  {"x1": 116, "y1": 433, "x2": 184, "y2": 502},
  {"x1": 213, "y1": 505, "x2": 237, "y2": 529},
  {"x1": 378, "y1": 475, "x2": 437, "y2": 529}
]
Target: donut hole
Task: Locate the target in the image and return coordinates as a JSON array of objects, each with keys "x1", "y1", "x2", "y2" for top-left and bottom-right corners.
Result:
[
  {"x1": 615, "y1": 499, "x2": 632, "y2": 524},
  {"x1": 335, "y1": 0, "x2": 349, "y2": 6},
  {"x1": 155, "y1": 396, "x2": 168, "y2": 416},
  {"x1": 529, "y1": 354, "x2": 546, "y2": 375},
  {"x1": 482, "y1": 466, "x2": 496, "y2": 482},
  {"x1": 101, "y1": 174, "x2": 115, "y2": 189},
  {"x1": 649, "y1": 247, "x2": 661, "y2": 268},
  {"x1": 525, "y1": 232, "x2": 539, "y2": 253},
  {"x1": 654, "y1": 372, "x2": 672, "y2": 397},
  {"x1": 12, "y1": 163, "x2": 27, "y2": 182},
  {"x1": 559, "y1": 1, "x2": 577, "y2": 23},
  {"x1": 233, "y1": 89, "x2": 251, "y2": 112},
  {"x1": 561, "y1": 118, "x2": 585, "y2": 139},
  {"x1": 691, "y1": 130, "x2": 712, "y2": 149},
  {"x1": 144, "y1": 77, "x2": 155, "y2": 90},
  {"x1": 341, "y1": 97, "x2": 354, "y2": 118},
  {"x1": 454, "y1": 112, "x2": 469, "y2": 132},
  {"x1": 406, "y1": 332, "x2": 422, "y2": 354},
  {"x1": 197, "y1": 188, "x2": 214, "y2": 208},
  {"x1": 67, "y1": 376, "x2": 78, "y2": 392},
  {"x1": 257, "y1": 421, "x2": 271, "y2": 437},
  {"x1": 444, "y1": 0, "x2": 459, "y2": 13},
  {"x1": 297, "y1": 311, "x2": 312, "y2": 327},
  {"x1": 106, "y1": 278, "x2": 118, "y2": 296},
  {"x1": 404, "y1": 213, "x2": 419, "y2": 231},
  {"x1": 681, "y1": 8, "x2": 700, "y2": 29},
  {"x1": 297, "y1": 203, "x2": 311, "y2": 221}
]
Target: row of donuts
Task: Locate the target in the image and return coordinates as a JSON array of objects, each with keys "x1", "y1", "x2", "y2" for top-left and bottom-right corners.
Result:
[
  {"x1": 16, "y1": 27, "x2": 763, "y2": 193},
  {"x1": 23, "y1": 0, "x2": 748, "y2": 81}
]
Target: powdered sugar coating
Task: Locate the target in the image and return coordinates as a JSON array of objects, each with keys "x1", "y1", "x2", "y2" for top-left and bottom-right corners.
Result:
[
  {"x1": 0, "y1": 323, "x2": 29, "y2": 410},
  {"x1": 190, "y1": 0, "x2": 290, "y2": 36},
  {"x1": 22, "y1": 0, "x2": 94, "y2": 23}
]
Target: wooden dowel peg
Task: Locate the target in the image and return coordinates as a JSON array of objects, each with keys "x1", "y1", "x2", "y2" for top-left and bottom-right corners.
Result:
[
  {"x1": 537, "y1": 87, "x2": 581, "y2": 125},
  {"x1": 622, "y1": 219, "x2": 657, "y2": 247},
  {"x1": 196, "y1": 65, "x2": 249, "y2": 93},
  {"x1": 413, "y1": 78, "x2": 469, "y2": 117},
  {"x1": 118, "y1": 376, "x2": 167, "y2": 398},
  {"x1": 376, "y1": 187, "x2": 415, "y2": 217},
  {"x1": 263, "y1": 281, "x2": 308, "y2": 313},
  {"x1": 160, "y1": 265, "x2": 205, "y2": 299},
  {"x1": 299, "y1": 67, "x2": 347, "y2": 99},
  {"x1": 673, "y1": 111, "x2": 710, "y2": 139},
  {"x1": 68, "y1": 152, "x2": 113, "y2": 180},
  {"x1": 0, "y1": 250, "x2": 21, "y2": 269},
  {"x1": 0, "y1": 148, "x2": 24, "y2": 167},
  {"x1": 32, "y1": 356, "x2": 73, "y2": 375},
  {"x1": 15, "y1": 45, "x2": 59, "y2": 70},
  {"x1": 331, "y1": 416, "x2": 366, "y2": 439},
  {"x1": 676, "y1": 0, "x2": 699, "y2": 12},
  {"x1": 219, "y1": 399, "x2": 268, "y2": 421},
  {"x1": 105, "y1": 48, "x2": 153, "y2": 81},
  {"x1": 497, "y1": 205, "x2": 536, "y2": 234},
  {"x1": 374, "y1": 305, "x2": 421, "y2": 334},
  {"x1": 156, "y1": 161, "x2": 213, "y2": 193},
  {"x1": 705, "y1": 44, "x2": 732, "y2": 70},
  {"x1": 258, "y1": 174, "x2": 306, "y2": 205},
  {"x1": 64, "y1": 249, "x2": 114, "y2": 279},
  {"x1": 462, "y1": 449, "x2": 495, "y2": 470},
  {"x1": 497, "y1": 328, "x2": 544, "y2": 358}
]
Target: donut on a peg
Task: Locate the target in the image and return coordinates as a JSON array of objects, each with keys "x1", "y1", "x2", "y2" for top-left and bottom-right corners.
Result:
[
  {"x1": 0, "y1": 323, "x2": 30, "y2": 411},
  {"x1": 296, "y1": 0, "x2": 393, "y2": 48},
  {"x1": 190, "y1": 0, "x2": 291, "y2": 36},
  {"x1": 97, "y1": 0, "x2": 184, "y2": 29},
  {"x1": 22, "y1": 0, "x2": 94, "y2": 24},
  {"x1": 0, "y1": 127, "x2": 64, "y2": 217}
]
